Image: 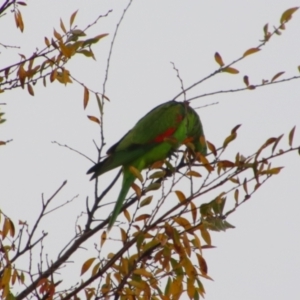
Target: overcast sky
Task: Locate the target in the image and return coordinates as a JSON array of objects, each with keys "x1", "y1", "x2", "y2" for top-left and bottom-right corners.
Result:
[{"x1": 1, "y1": 1, "x2": 300, "y2": 299}]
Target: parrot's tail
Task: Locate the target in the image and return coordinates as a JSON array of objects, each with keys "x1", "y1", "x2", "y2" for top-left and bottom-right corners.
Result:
[
  {"x1": 107, "y1": 171, "x2": 135, "y2": 231},
  {"x1": 87, "y1": 156, "x2": 118, "y2": 180}
]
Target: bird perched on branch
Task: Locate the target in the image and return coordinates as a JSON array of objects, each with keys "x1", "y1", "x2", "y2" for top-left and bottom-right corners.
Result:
[{"x1": 87, "y1": 100, "x2": 207, "y2": 230}]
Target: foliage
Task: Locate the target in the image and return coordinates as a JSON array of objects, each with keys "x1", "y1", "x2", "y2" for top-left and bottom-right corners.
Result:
[{"x1": 0, "y1": 1, "x2": 299, "y2": 300}]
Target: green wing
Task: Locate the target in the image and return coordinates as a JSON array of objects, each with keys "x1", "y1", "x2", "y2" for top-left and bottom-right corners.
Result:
[
  {"x1": 108, "y1": 100, "x2": 185, "y2": 152},
  {"x1": 87, "y1": 101, "x2": 186, "y2": 178}
]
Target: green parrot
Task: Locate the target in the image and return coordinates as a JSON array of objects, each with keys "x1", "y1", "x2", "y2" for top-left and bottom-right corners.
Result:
[{"x1": 87, "y1": 100, "x2": 207, "y2": 230}]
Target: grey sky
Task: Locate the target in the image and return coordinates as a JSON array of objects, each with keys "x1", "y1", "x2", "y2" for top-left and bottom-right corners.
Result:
[{"x1": 1, "y1": 1, "x2": 300, "y2": 299}]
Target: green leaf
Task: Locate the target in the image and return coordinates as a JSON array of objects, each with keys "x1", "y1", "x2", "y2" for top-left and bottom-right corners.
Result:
[{"x1": 140, "y1": 196, "x2": 153, "y2": 207}]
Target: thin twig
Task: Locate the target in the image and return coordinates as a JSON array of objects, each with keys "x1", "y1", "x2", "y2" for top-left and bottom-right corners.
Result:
[{"x1": 52, "y1": 141, "x2": 95, "y2": 163}]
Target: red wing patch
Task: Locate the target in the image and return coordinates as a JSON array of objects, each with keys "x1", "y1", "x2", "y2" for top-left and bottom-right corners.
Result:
[{"x1": 153, "y1": 128, "x2": 176, "y2": 143}]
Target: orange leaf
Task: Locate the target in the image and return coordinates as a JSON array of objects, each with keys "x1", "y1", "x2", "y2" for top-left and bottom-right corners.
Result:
[
  {"x1": 83, "y1": 86, "x2": 89, "y2": 109},
  {"x1": 129, "y1": 166, "x2": 143, "y2": 182},
  {"x1": 200, "y1": 226, "x2": 211, "y2": 245},
  {"x1": 280, "y1": 7, "x2": 299, "y2": 24},
  {"x1": 271, "y1": 71, "x2": 285, "y2": 82},
  {"x1": 173, "y1": 217, "x2": 191, "y2": 230},
  {"x1": 190, "y1": 201, "x2": 197, "y2": 224},
  {"x1": 243, "y1": 178, "x2": 248, "y2": 194},
  {"x1": 214, "y1": 52, "x2": 224, "y2": 67},
  {"x1": 131, "y1": 182, "x2": 142, "y2": 198},
  {"x1": 60, "y1": 18, "x2": 67, "y2": 34},
  {"x1": 50, "y1": 69, "x2": 57, "y2": 82},
  {"x1": 234, "y1": 189, "x2": 239, "y2": 203},
  {"x1": 18, "y1": 64, "x2": 27, "y2": 88},
  {"x1": 222, "y1": 67, "x2": 239, "y2": 74},
  {"x1": 288, "y1": 126, "x2": 296, "y2": 147},
  {"x1": 263, "y1": 23, "x2": 269, "y2": 36},
  {"x1": 123, "y1": 209, "x2": 131, "y2": 222},
  {"x1": 120, "y1": 228, "x2": 127, "y2": 243},
  {"x1": 53, "y1": 28, "x2": 62, "y2": 41},
  {"x1": 100, "y1": 231, "x2": 106, "y2": 247},
  {"x1": 150, "y1": 160, "x2": 164, "y2": 169},
  {"x1": 87, "y1": 115, "x2": 100, "y2": 124},
  {"x1": 186, "y1": 170, "x2": 201, "y2": 177},
  {"x1": 272, "y1": 134, "x2": 283, "y2": 154},
  {"x1": 223, "y1": 133, "x2": 236, "y2": 148},
  {"x1": 243, "y1": 48, "x2": 260, "y2": 57},
  {"x1": 198, "y1": 153, "x2": 214, "y2": 172},
  {"x1": 2, "y1": 267, "x2": 12, "y2": 286},
  {"x1": 206, "y1": 140, "x2": 217, "y2": 156},
  {"x1": 92, "y1": 262, "x2": 100, "y2": 276},
  {"x1": 2, "y1": 218, "x2": 10, "y2": 239},
  {"x1": 135, "y1": 214, "x2": 151, "y2": 222},
  {"x1": 260, "y1": 167, "x2": 283, "y2": 175},
  {"x1": 44, "y1": 37, "x2": 50, "y2": 47},
  {"x1": 16, "y1": 10, "x2": 24, "y2": 32},
  {"x1": 133, "y1": 268, "x2": 153, "y2": 278},
  {"x1": 196, "y1": 253, "x2": 208, "y2": 275},
  {"x1": 70, "y1": 10, "x2": 78, "y2": 27},
  {"x1": 175, "y1": 190, "x2": 186, "y2": 202},
  {"x1": 27, "y1": 83, "x2": 34, "y2": 96},
  {"x1": 80, "y1": 257, "x2": 96, "y2": 275},
  {"x1": 218, "y1": 160, "x2": 235, "y2": 168}
]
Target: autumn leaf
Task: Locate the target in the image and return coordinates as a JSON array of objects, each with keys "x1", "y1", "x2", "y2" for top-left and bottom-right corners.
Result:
[
  {"x1": 175, "y1": 190, "x2": 186, "y2": 202},
  {"x1": 243, "y1": 47, "x2": 260, "y2": 57},
  {"x1": 222, "y1": 67, "x2": 239, "y2": 74},
  {"x1": 234, "y1": 189, "x2": 239, "y2": 203},
  {"x1": 198, "y1": 153, "x2": 214, "y2": 172},
  {"x1": 206, "y1": 140, "x2": 217, "y2": 156},
  {"x1": 214, "y1": 52, "x2": 224, "y2": 67},
  {"x1": 140, "y1": 196, "x2": 153, "y2": 207},
  {"x1": 271, "y1": 71, "x2": 285, "y2": 82},
  {"x1": 123, "y1": 209, "x2": 131, "y2": 222},
  {"x1": 44, "y1": 37, "x2": 50, "y2": 47},
  {"x1": 280, "y1": 7, "x2": 299, "y2": 24},
  {"x1": 80, "y1": 257, "x2": 96, "y2": 275},
  {"x1": 131, "y1": 182, "x2": 142, "y2": 198},
  {"x1": 27, "y1": 83, "x2": 34, "y2": 96},
  {"x1": 145, "y1": 182, "x2": 161, "y2": 192},
  {"x1": 120, "y1": 228, "x2": 127, "y2": 243},
  {"x1": 135, "y1": 214, "x2": 151, "y2": 222},
  {"x1": 186, "y1": 170, "x2": 202, "y2": 177},
  {"x1": 100, "y1": 231, "x2": 106, "y2": 247},
  {"x1": 129, "y1": 166, "x2": 143, "y2": 182},
  {"x1": 70, "y1": 10, "x2": 78, "y2": 27},
  {"x1": 60, "y1": 18, "x2": 67, "y2": 33},
  {"x1": 288, "y1": 126, "x2": 296, "y2": 147},
  {"x1": 53, "y1": 28, "x2": 62, "y2": 41},
  {"x1": 83, "y1": 86, "x2": 89, "y2": 109},
  {"x1": 87, "y1": 115, "x2": 100, "y2": 124}
]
